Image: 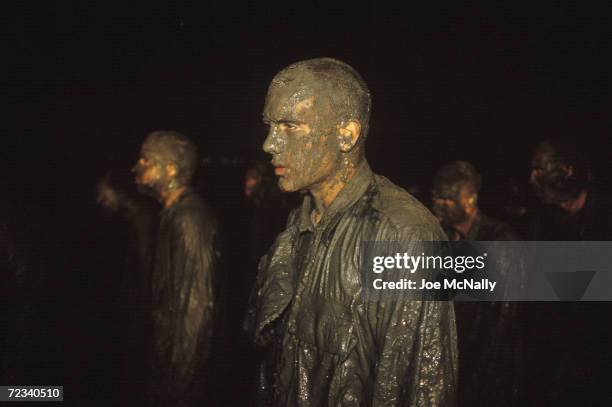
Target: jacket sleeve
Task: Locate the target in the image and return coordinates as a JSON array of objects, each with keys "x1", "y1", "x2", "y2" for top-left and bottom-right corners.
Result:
[{"x1": 367, "y1": 225, "x2": 458, "y2": 406}]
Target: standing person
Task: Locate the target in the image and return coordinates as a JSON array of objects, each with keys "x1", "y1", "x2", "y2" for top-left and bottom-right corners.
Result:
[
  {"x1": 242, "y1": 162, "x2": 296, "y2": 297},
  {"x1": 527, "y1": 139, "x2": 612, "y2": 405},
  {"x1": 96, "y1": 169, "x2": 158, "y2": 405},
  {"x1": 245, "y1": 58, "x2": 457, "y2": 406},
  {"x1": 133, "y1": 130, "x2": 220, "y2": 406},
  {"x1": 431, "y1": 160, "x2": 518, "y2": 241},
  {"x1": 528, "y1": 139, "x2": 612, "y2": 240},
  {"x1": 431, "y1": 160, "x2": 525, "y2": 406}
]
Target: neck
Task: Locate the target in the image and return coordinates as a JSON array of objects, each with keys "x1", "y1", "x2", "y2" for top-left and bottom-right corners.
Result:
[
  {"x1": 160, "y1": 186, "x2": 187, "y2": 209},
  {"x1": 560, "y1": 189, "x2": 588, "y2": 215},
  {"x1": 309, "y1": 157, "x2": 361, "y2": 224},
  {"x1": 451, "y1": 208, "x2": 478, "y2": 241}
]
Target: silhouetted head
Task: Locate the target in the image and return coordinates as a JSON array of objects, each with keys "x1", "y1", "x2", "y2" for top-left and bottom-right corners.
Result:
[
  {"x1": 431, "y1": 161, "x2": 481, "y2": 228},
  {"x1": 132, "y1": 130, "x2": 198, "y2": 199},
  {"x1": 530, "y1": 139, "x2": 590, "y2": 205},
  {"x1": 244, "y1": 161, "x2": 271, "y2": 199}
]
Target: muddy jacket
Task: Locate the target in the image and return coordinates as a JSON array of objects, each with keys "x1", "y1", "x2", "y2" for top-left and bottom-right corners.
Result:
[
  {"x1": 245, "y1": 163, "x2": 457, "y2": 406},
  {"x1": 151, "y1": 188, "x2": 219, "y2": 406}
]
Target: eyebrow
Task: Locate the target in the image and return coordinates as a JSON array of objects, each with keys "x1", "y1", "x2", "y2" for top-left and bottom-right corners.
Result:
[{"x1": 263, "y1": 117, "x2": 306, "y2": 126}]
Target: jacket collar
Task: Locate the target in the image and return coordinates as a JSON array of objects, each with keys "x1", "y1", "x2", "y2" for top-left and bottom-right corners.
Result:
[
  {"x1": 160, "y1": 186, "x2": 193, "y2": 217},
  {"x1": 297, "y1": 160, "x2": 374, "y2": 232}
]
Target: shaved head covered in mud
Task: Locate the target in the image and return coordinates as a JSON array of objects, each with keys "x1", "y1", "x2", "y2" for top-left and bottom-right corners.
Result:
[{"x1": 262, "y1": 58, "x2": 371, "y2": 198}]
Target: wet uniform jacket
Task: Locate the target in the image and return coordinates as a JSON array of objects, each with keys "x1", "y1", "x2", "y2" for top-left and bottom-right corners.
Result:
[
  {"x1": 245, "y1": 163, "x2": 458, "y2": 406},
  {"x1": 151, "y1": 188, "x2": 219, "y2": 406}
]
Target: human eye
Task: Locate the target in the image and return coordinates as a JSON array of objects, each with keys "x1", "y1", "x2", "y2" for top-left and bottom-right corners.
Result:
[{"x1": 277, "y1": 121, "x2": 300, "y2": 132}]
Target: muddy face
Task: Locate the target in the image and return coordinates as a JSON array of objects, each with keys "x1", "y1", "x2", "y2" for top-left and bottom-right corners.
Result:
[
  {"x1": 431, "y1": 183, "x2": 471, "y2": 227},
  {"x1": 262, "y1": 81, "x2": 343, "y2": 193},
  {"x1": 529, "y1": 152, "x2": 575, "y2": 204},
  {"x1": 132, "y1": 145, "x2": 170, "y2": 199}
]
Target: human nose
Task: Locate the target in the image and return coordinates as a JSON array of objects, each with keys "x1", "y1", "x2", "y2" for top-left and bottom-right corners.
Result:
[
  {"x1": 132, "y1": 158, "x2": 144, "y2": 173},
  {"x1": 263, "y1": 125, "x2": 282, "y2": 155}
]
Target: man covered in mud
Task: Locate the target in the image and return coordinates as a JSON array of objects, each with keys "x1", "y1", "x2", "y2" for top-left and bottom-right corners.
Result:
[
  {"x1": 527, "y1": 139, "x2": 612, "y2": 404},
  {"x1": 133, "y1": 131, "x2": 219, "y2": 406},
  {"x1": 528, "y1": 139, "x2": 612, "y2": 240},
  {"x1": 245, "y1": 58, "x2": 457, "y2": 406},
  {"x1": 431, "y1": 160, "x2": 518, "y2": 241},
  {"x1": 431, "y1": 160, "x2": 525, "y2": 406}
]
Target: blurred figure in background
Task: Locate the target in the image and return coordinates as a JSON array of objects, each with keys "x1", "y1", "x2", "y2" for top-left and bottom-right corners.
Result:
[
  {"x1": 243, "y1": 161, "x2": 296, "y2": 290},
  {"x1": 431, "y1": 160, "x2": 526, "y2": 406},
  {"x1": 97, "y1": 169, "x2": 158, "y2": 295},
  {"x1": 96, "y1": 168, "x2": 159, "y2": 404},
  {"x1": 528, "y1": 138, "x2": 612, "y2": 240},
  {"x1": 133, "y1": 130, "x2": 221, "y2": 407},
  {"x1": 234, "y1": 161, "x2": 298, "y2": 403},
  {"x1": 244, "y1": 161, "x2": 283, "y2": 208},
  {"x1": 526, "y1": 139, "x2": 612, "y2": 405},
  {"x1": 432, "y1": 160, "x2": 517, "y2": 241}
]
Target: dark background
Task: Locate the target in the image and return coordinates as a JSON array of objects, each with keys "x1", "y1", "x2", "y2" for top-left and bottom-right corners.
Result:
[{"x1": 4, "y1": 2, "x2": 611, "y2": 405}]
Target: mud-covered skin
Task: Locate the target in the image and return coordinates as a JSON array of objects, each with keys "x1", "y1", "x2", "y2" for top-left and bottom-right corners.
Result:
[
  {"x1": 133, "y1": 141, "x2": 174, "y2": 198},
  {"x1": 431, "y1": 161, "x2": 481, "y2": 239},
  {"x1": 133, "y1": 131, "x2": 199, "y2": 203},
  {"x1": 262, "y1": 59, "x2": 370, "y2": 219},
  {"x1": 529, "y1": 151, "x2": 575, "y2": 204},
  {"x1": 431, "y1": 183, "x2": 471, "y2": 230},
  {"x1": 529, "y1": 140, "x2": 589, "y2": 206},
  {"x1": 250, "y1": 59, "x2": 457, "y2": 406}
]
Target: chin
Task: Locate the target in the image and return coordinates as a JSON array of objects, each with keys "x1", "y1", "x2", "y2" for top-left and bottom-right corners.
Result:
[{"x1": 277, "y1": 178, "x2": 295, "y2": 193}]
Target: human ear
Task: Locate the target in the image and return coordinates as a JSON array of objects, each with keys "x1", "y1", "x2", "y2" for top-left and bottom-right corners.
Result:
[
  {"x1": 338, "y1": 120, "x2": 362, "y2": 153},
  {"x1": 460, "y1": 187, "x2": 478, "y2": 211},
  {"x1": 467, "y1": 193, "x2": 478, "y2": 207},
  {"x1": 166, "y1": 163, "x2": 178, "y2": 178}
]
